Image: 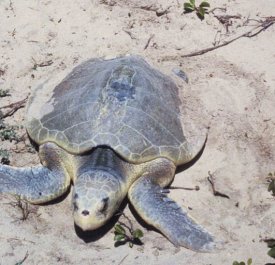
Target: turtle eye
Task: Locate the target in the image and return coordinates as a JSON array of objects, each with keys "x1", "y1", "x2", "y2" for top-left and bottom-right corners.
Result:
[{"x1": 98, "y1": 197, "x2": 109, "y2": 213}]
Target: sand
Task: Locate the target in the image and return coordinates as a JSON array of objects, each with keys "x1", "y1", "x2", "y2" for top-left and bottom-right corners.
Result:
[{"x1": 0, "y1": 0, "x2": 275, "y2": 264}]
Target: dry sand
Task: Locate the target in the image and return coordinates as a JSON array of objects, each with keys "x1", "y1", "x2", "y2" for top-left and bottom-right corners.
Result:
[{"x1": 0, "y1": 0, "x2": 275, "y2": 264}]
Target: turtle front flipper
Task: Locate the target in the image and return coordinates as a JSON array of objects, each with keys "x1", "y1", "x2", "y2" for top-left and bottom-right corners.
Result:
[
  {"x1": 0, "y1": 165, "x2": 70, "y2": 204},
  {"x1": 128, "y1": 177, "x2": 216, "y2": 252}
]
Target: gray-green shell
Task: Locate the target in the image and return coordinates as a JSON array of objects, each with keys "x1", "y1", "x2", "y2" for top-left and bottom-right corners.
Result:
[{"x1": 26, "y1": 55, "x2": 193, "y2": 165}]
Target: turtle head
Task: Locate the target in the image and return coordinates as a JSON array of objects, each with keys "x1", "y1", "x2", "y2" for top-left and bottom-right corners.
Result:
[{"x1": 72, "y1": 169, "x2": 124, "y2": 231}]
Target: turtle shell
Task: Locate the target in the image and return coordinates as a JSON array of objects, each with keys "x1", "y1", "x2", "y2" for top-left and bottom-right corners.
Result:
[{"x1": 26, "y1": 55, "x2": 195, "y2": 165}]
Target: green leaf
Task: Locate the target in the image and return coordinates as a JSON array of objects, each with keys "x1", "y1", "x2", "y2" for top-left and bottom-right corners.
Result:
[
  {"x1": 197, "y1": 6, "x2": 205, "y2": 19},
  {"x1": 133, "y1": 229, "x2": 144, "y2": 239},
  {"x1": 184, "y1": 3, "x2": 195, "y2": 12},
  {"x1": 267, "y1": 181, "x2": 273, "y2": 191},
  {"x1": 266, "y1": 239, "x2": 275, "y2": 248},
  {"x1": 232, "y1": 262, "x2": 240, "y2": 265},
  {"x1": 268, "y1": 180, "x2": 275, "y2": 196},
  {"x1": 114, "y1": 224, "x2": 126, "y2": 235},
  {"x1": 239, "y1": 262, "x2": 245, "y2": 265},
  {"x1": 268, "y1": 247, "x2": 275, "y2": 258},
  {"x1": 114, "y1": 234, "x2": 126, "y2": 242},
  {"x1": 247, "y1": 258, "x2": 252, "y2": 265},
  {"x1": 190, "y1": 0, "x2": 195, "y2": 6},
  {"x1": 199, "y1": 1, "x2": 210, "y2": 8}
]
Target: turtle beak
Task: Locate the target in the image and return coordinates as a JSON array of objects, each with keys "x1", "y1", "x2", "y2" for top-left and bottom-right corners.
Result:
[
  {"x1": 72, "y1": 192, "x2": 110, "y2": 231},
  {"x1": 74, "y1": 210, "x2": 105, "y2": 231}
]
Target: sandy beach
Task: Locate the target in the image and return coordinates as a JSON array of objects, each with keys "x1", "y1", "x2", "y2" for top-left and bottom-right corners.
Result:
[{"x1": 0, "y1": 0, "x2": 275, "y2": 264}]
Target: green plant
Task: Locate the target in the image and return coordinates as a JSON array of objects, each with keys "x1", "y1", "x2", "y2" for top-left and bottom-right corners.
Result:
[
  {"x1": 267, "y1": 172, "x2": 275, "y2": 196},
  {"x1": 25, "y1": 143, "x2": 36, "y2": 154},
  {"x1": 0, "y1": 89, "x2": 10, "y2": 97},
  {"x1": 265, "y1": 238, "x2": 275, "y2": 259},
  {"x1": 113, "y1": 213, "x2": 143, "y2": 248},
  {"x1": 0, "y1": 148, "x2": 10, "y2": 164},
  {"x1": 0, "y1": 122, "x2": 20, "y2": 142},
  {"x1": 114, "y1": 224, "x2": 143, "y2": 248},
  {"x1": 268, "y1": 247, "x2": 275, "y2": 259},
  {"x1": 8, "y1": 196, "x2": 32, "y2": 221},
  {"x1": 184, "y1": 0, "x2": 210, "y2": 20},
  {"x1": 232, "y1": 258, "x2": 252, "y2": 265}
]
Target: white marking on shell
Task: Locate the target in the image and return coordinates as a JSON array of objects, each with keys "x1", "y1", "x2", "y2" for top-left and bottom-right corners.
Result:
[
  {"x1": 40, "y1": 98, "x2": 55, "y2": 116},
  {"x1": 26, "y1": 80, "x2": 56, "y2": 123},
  {"x1": 26, "y1": 68, "x2": 71, "y2": 123}
]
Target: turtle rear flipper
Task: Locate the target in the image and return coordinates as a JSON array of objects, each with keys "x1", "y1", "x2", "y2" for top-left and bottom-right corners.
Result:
[
  {"x1": 128, "y1": 177, "x2": 217, "y2": 252},
  {"x1": 0, "y1": 165, "x2": 70, "y2": 204}
]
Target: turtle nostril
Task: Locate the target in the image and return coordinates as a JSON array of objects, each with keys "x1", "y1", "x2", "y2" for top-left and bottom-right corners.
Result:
[{"x1": 81, "y1": 210, "x2": 90, "y2": 216}]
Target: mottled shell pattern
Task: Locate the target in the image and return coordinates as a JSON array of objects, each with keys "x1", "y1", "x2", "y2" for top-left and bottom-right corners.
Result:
[{"x1": 26, "y1": 55, "x2": 193, "y2": 165}]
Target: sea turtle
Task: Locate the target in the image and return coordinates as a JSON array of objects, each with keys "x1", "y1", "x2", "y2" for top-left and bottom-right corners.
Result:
[{"x1": 0, "y1": 55, "x2": 216, "y2": 251}]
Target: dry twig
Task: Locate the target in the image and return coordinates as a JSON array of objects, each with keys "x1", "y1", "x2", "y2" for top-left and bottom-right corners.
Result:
[
  {"x1": 208, "y1": 7, "x2": 227, "y2": 14},
  {"x1": 32, "y1": 58, "x2": 53, "y2": 70},
  {"x1": 139, "y1": 5, "x2": 157, "y2": 12},
  {"x1": 1, "y1": 236, "x2": 35, "y2": 244},
  {"x1": 0, "y1": 69, "x2": 5, "y2": 76},
  {"x1": 0, "y1": 97, "x2": 28, "y2": 119},
  {"x1": 117, "y1": 254, "x2": 129, "y2": 265},
  {"x1": 138, "y1": 5, "x2": 171, "y2": 17},
  {"x1": 156, "y1": 7, "x2": 171, "y2": 17},
  {"x1": 7, "y1": 196, "x2": 32, "y2": 221},
  {"x1": 99, "y1": 0, "x2": 116, "y2": 6},
  {"x1": 116, "y1": 212, "x2": 134, "y2": 233},
  {"x1": 169, "y1": 185, "x2": 200, "y2": 191},
  {"x1": 181, "y1": 16, "x2": 275, "y2": 57},
  {"x1": 123, "y1": 29, "x2": 136, "y2": 40},
  {"x1": 207, "y1": 171, "x2": 230, "y2": 199},
  {"x1": 162, "y1": 16, "x2": 275, "y2": 60},
  {"x1": 9, "y1": 0, "x2": 15, "y2": 15},
  {"x1": 144, "y1": 34, "x2": 155, "y2": 50},
  {"x1": 15, "y1": 251, "x2": 29, "y2": 265},
  {"x1": 214, "y1": 14, "x2": 242, "y2": 32}
]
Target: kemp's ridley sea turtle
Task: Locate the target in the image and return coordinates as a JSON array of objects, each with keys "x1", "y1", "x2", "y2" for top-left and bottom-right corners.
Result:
[{"x1": 0, "y1": 55, "x2": 217, "y2": 251}]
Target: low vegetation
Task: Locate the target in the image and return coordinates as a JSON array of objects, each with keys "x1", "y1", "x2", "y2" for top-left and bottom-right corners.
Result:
[
  {"x1": 184, "y1": 0, "x2": 210, "y2": 20},
  {"x1": 265, "y1": 238, "x2": 275, "y2": 259},
  {"x1": 0, "y1": 89, "x2": 10, "y2": 97},
  {"x1": 0, "y1": 148, "x2": 10, "y2": 165},
  {"x1": 232, "y1": 258, "x2": 252, "y2": 265},
  {"x1": 0, "y1": 121, "x2": 21, "y2": 142},
  {"x1": 267, "y1": 172, "x2": 275, "y2": 196},
  {"x1": 114, "y1": 213, "x2": 144, "y2": 248}
]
